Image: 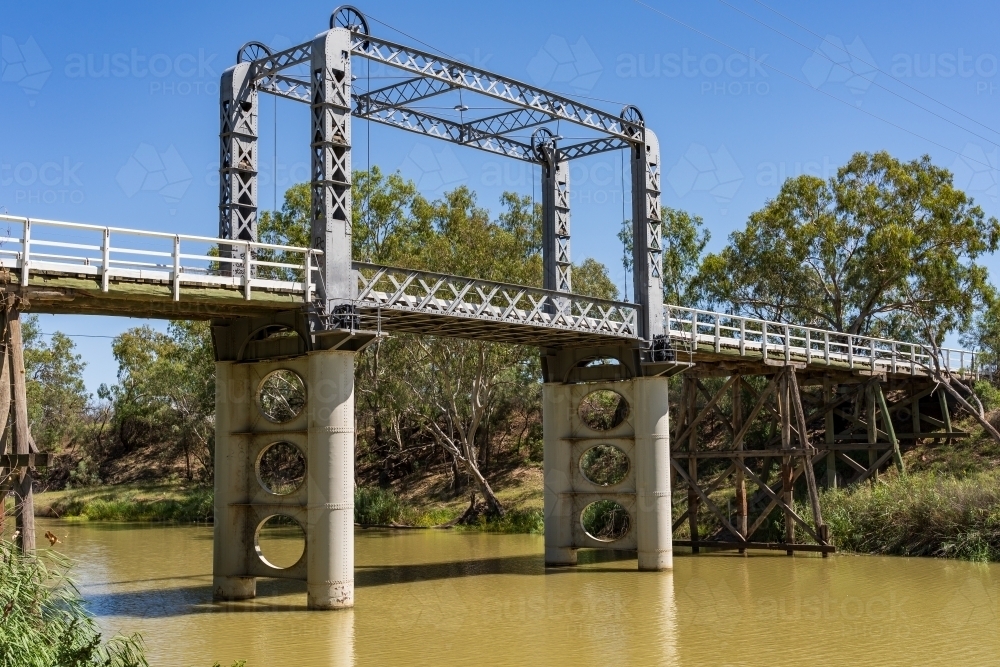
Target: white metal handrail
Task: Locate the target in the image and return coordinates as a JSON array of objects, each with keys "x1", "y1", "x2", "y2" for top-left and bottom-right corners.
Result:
[
  {"x1": 665, "y1": 305, "x2": 979, "y2": 379},
  {"x1": 0, "y1": 215, "x2": 983, "y2": 367},
  {"x1": 0, "y1": 214, "x2": 321, "y2": 302}
]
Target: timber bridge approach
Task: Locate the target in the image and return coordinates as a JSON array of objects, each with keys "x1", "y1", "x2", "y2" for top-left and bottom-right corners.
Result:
[{"x1": 0, "y1": 6, "x2": 981, "y2": 610}]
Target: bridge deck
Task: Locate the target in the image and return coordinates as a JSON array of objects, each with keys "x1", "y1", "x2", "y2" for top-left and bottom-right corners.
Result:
[{"x1": 0, "y1": 215, "x2": 978, "y2": 377}]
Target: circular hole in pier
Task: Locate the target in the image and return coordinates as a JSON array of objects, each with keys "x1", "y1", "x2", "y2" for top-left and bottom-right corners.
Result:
[
  {"x1": 578, "y1": 390, "x2": 629, "y2": 431},
  {"x1": 256, "y1": 442, "x2": 306, "y2": 495},
  {"x1": 580, "y1": 444, "x2": 630, "y2": 487},
  {"x1": 255, "y1": 515, "x2": 306, "y2": 570},
  {"x1": 581, "y1": 500, "x2": 631, "y2": 542},
  {"x1": 256, "y1": 369, "x2": 306, "y2": 423}
]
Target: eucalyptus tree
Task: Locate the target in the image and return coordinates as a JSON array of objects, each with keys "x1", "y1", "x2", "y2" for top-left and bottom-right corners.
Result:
[
  {"x1": 698, "y1": 151, "x2": 999, "y2": 338},
  {"x1": 699, "y1": 151, "x2": 1000, "y2": 442}
]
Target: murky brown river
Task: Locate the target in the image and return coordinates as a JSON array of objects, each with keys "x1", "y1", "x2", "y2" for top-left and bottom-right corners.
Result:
[{"x1": 39, "y1": 518, "x2": 1000, "y2": 666}]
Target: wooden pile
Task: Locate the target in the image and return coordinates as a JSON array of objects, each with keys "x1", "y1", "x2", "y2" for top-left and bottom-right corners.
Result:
[{"x1": 0, "y1": 297, "x2": 46, "y2": 553}]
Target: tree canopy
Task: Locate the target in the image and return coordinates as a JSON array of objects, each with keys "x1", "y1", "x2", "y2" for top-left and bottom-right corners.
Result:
[
  {"x1": 697, "y1": 151, "x2": 1000, "y2": 341},
  {"x1": 619, "y1": 206, "x2": 710, "y2": 307}
]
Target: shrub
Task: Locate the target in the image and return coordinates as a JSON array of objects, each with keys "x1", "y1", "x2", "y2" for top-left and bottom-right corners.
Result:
[
  {"x1": 823, "y1": 471, "x2": 1000, "y2": 562},
  {"x1": 354, "y1": 486, "x2": 405, "y2": 525},
  {"x1": 0, "y1": 541, "x2": 147, "y2": 667}
]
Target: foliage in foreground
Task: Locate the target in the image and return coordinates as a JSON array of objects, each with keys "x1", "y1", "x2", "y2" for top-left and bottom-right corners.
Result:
[
  {"x1": 0, "y1": 541, "x2": 147, "y2": 667},
  {"x1": 824, "y1": 471, "x2": 1000, "y2": 562}
]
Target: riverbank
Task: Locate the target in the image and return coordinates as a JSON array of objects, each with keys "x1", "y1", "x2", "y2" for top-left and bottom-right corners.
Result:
[
  {"x1": 30, "y1": 441, "x2": 1000, "y2": 561},
  {"x1": 32, "y1": 467, "x2": 545, "y2": 533},
  {"x1": 35, "y1": 482, "x2": 214, "y2": 522},
  {"x1": 823, "y1": 469, "x2": 1000, "y2": 562}
]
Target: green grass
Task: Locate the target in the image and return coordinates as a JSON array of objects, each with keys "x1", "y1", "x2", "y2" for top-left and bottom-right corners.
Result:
[
  {"x1": 456, "y1": 507, "x2": 545, "y2": 534},
  {"x1": 823, "y1": 470, "x2": 1000, "y2": 562},
  {"x1": 38, "y1": 483, "x2": 213, "y2": 523}
]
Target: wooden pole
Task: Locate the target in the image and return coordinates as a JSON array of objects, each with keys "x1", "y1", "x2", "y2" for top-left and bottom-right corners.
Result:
[
  {"x1": 938, "y1": 385, "x2": 953, "y2": 445},
  {"x1": 9, "y1": 311, "x2": 35, "y2": 553},
  {"x1": 788, "y1": 369, "x2": 828, "y2": 556},
  {"x1": 0, "y1": 309, "x2": 10, "y2": 536},
  {"x1": 823, "y1": 378, "x2": 836, "y2": 489},
  {"x1": 911, "y1": 383, "x2": 921, "y2": 441},
  {"x1": 874, "y1": 383, "x2": 905, "y2": 473},
  {"x1": 866, "y1": 381, "x2": 877, "y2": 479},
  {"x1": 686, "y1": 376, "x2": 700, "y2": 553},
  {"x1": 779, "y1": 369, "x2": 794, "y2": 555},
  {"x1": 732, "y1": 376, "x2": 747, "y2": 553}
]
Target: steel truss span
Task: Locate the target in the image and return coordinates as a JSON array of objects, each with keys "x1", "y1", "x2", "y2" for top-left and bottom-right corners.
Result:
[{"x1": 219, "y1": 6, "x2": 666, "y2": 347}]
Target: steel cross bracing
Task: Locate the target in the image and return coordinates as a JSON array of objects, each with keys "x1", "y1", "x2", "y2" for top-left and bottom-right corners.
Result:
[{"x1": 248, "y1": 32, "x2": 639, "y2": 163}]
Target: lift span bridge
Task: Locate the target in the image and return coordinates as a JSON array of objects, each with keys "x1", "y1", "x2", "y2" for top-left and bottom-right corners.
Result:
[{"x1": 0, "y1": 6, "x2": 981, "y2": 610}]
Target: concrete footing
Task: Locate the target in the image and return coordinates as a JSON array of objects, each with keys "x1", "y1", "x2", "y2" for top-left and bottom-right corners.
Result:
[
  {"x1": 542, "y1": 353, "x2": 673, "y2": 570},
  {"x1": 212, "y1": 345, "x2": 357, "y2": 610},
  {"x1": 306, "y1": 349, "x2": 355, "y2": 609}
]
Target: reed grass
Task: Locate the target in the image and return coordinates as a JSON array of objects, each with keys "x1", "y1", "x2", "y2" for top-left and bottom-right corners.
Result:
[
  {"x1": 824, "y1": 470, "x2": 1000, "y2": 562},
  {"x1": 0, "y1": 540, "x2": 147, "y2": 667}
]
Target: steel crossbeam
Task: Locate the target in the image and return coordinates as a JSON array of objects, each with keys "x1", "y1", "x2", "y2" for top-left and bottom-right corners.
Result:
[
  {"x1": 259, "y1": 74, "x2": 311, "y2": 103},
  {"x1": 355, "y1": 76, "x2": 454, "y2": 114},
  {"x1": 465, "y1": 108, "x2": 554, "y2": 137},
  {"x1": 355, "y1": 104, "x2": 536, "y2": 160},
  {"x1": 250, "y1": 42, "x2": 313, "y2": 80},
  {"x1": 348, "y1": 34, "x2": 640, "y2": 142}
]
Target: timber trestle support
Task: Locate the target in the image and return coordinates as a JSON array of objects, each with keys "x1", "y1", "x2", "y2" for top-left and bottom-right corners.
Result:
[
  {"x1": 0, "y1": 297, "x2": 52, "y2": 554},
  {"x1": 670, "y1": 363, "x2": 966, "y2": 555}
]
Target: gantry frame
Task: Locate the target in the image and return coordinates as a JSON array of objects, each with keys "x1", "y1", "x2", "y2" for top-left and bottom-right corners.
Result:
[{"x1": 219, "y1": 6, "x2": 665, "y2": 346}]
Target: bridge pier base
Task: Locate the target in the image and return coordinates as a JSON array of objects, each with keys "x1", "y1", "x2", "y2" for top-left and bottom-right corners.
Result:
[
  {"x1": 635, "y1": 377, "x2": 673, "y2": 571},
  {"x1": 306, "y1": 349, "x2": 356, "y2": 610},
  {"x1": 211, "y1": 314, "x2": 375, "y2": 610},
  {"x1": 542, "y1": 348, "x2": 677, "y2": 570},
  {"x1": 213, "y1": 360, "x2": 257, "y2": 601}
]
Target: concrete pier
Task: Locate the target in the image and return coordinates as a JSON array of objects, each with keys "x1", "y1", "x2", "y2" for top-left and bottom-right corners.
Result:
[
  {"x1": 541, "y1": 349, "x2": 674, "y2": 571},
  {"x1": 635, "y1": 377, "x2": 673, "y2": 571},
  {"x1": 306, "y1": 349, "x2": 356, "y2": 609},
  {"x1": 212, "y1": 360, "x2": 256, "y2": 600}
]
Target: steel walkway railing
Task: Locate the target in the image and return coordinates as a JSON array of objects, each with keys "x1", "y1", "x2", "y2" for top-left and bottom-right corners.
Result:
[
  {"x1": 0, "y1": 214, "x2": 319, "y2": 302},
  {"x1": 355, "y1": 263, "x2": 638, "y2": 339},
  {"x1": 665, "y1": 305, "x2": 978, "y2": 379}
]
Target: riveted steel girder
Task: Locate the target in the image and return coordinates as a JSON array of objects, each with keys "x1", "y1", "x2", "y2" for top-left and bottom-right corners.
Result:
[
  {"x1": 219, "y1": 61, "x2": 258, "y2": 277},
  {"x1": 310, "y1": 29, "x2": 355, "y2": 307},
  {"x1": 631, "y1": 129, "x2": 663, "y2": 340}
]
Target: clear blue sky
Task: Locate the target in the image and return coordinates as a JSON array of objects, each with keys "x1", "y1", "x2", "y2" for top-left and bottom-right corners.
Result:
[{"x1": 2, "y1": 0, "x2": 999, "y2": 393}]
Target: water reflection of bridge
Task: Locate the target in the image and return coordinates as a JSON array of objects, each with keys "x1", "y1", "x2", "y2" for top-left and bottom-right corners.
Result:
[{"x1": 0, "y1": 5, "x2": 979, "y2": 611}]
